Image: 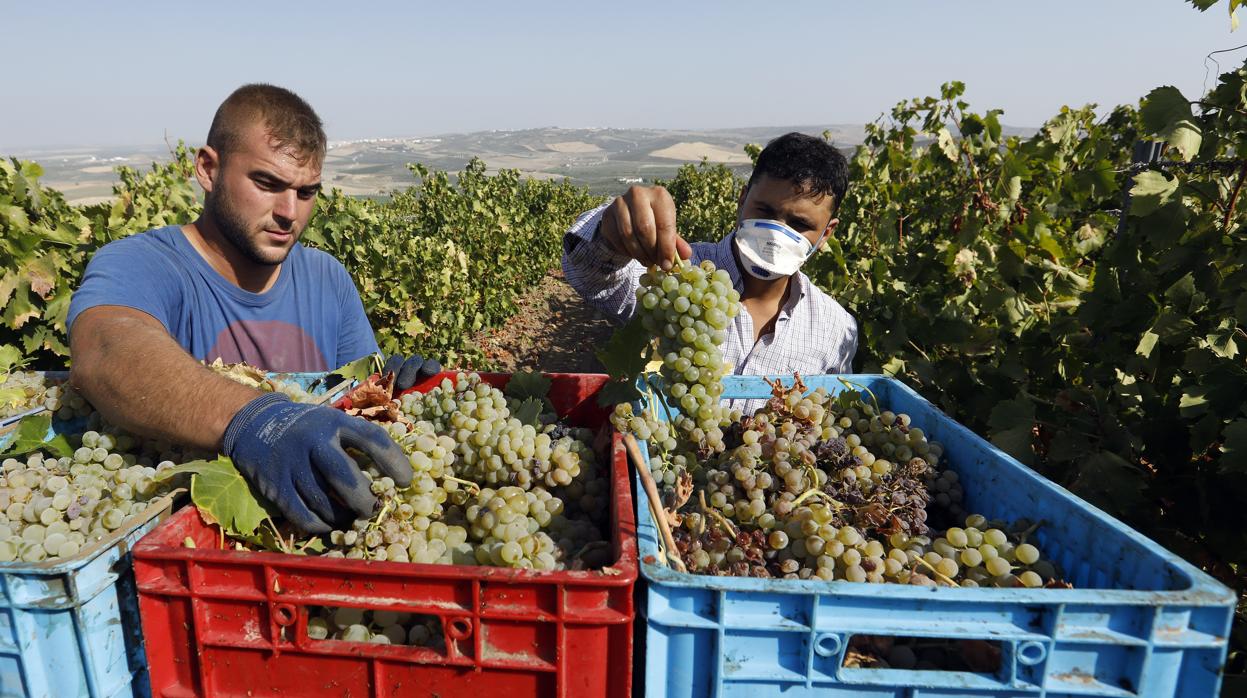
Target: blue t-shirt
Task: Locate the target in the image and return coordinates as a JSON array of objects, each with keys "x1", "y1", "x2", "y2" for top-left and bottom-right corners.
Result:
[{"x1": 67, "y1": 226, "x2": 379, "y2": 372}]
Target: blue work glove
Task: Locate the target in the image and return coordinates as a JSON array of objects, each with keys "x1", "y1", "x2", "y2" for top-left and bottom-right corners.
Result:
[
  {"x1": 381, "y1": 353, "x2": 442, "y2": 392},
  {"x1": 223, "y1": 393, "x2": 413, "y2": 534}
]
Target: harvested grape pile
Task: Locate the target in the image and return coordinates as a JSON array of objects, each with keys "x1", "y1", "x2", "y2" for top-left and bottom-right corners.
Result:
[
  {"x1": 0, "y1": 366, "x2": 333, "y2": 566},
  {"x1": 0, "y1": 430, "x2": 179, "y2": 563},
  {"x1": 211, "y1": 372, "x2": 613, "y2": 573},
  {"x1": 0, "y1": 370, "x2": 93, "y2": 422},
  {"x1": 608, "y1": 260, "x2": 1067, "y2": 589}
]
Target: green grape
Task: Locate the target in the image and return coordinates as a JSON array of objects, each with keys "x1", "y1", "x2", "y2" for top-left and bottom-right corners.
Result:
[
  {"x1": 341, "y1": 624, "x2": 370, "y2": 643},
  {"x1": 1015, "y1": 543, "x2": 1040, "y2": 565}
]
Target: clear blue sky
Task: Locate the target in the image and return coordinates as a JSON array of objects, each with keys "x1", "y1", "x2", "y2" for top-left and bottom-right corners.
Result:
[{"x1": 0, "y1": 0, "x2": 1240, "y2": 150}]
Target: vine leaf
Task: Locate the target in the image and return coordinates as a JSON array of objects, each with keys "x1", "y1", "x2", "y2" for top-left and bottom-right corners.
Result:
[
  {"x1": 597, "y1": 380, "x2": 642, "y2": 406},
  {"x1": 1069, "y1": 451, "x2": 1148, "y2": 517},
  {"x1": 0, "y1": 413, "x2": 72, "y2": 458},
  {"x1": 597, "y1": 315, "x2": 651, "y2": 378},
  {"x1": 596, "y1": 315, "x2": 652, "y2": 406},
  {"x1": 1139, "y1": 86, "x2": 1202, "y2": 162},
  {"x1": 988, "y1": 398, "x2": 1036, "y2": 466},
  {"x1": 1128, "y1": 171, "x2": 1179, "y2": 216},
  {"x1": 332, "y1": 354, "x2": 381, "y2": 385},
  {"x1": 505, "y1": 370, "x2": 552, "y2": 402},
  {"x1": 0, "y1": 344, "x2": 23, "y2": 374},
  {"x1": 154, "y1": 457, "x2": 269, "y2": 537},
  {"x1": 1220, "y1": 419, "x2": 1247, "y2": 475},
  {"x1": 512, "y1": 397, "x2": 545, "y2": 426}
]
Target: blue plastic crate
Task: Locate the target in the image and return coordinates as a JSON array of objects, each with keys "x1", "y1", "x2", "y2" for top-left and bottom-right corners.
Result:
[
  {"x1": 634, "y1": 375, "x2": 1236, "y2": 698},
  {"x1": 0, "y1": 371, "x2": 333, "y2": 698},
  {"x1": 0, "y1": 495, "x2": 174, "y2": 698}
]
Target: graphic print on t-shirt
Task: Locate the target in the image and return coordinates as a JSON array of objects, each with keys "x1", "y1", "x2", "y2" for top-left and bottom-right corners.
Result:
[{"x1": 207, "y1": 320, "x2": 329, "y2": 371}]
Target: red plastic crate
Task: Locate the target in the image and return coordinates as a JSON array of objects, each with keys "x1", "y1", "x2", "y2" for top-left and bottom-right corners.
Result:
[{"x1": 133, "y1": 372, "x2": 637, "y2": 698}]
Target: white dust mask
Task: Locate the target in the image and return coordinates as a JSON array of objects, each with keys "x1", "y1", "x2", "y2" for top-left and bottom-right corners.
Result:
[{"x1": 732, "y1": 218, "x2": 824, "y2": 280}]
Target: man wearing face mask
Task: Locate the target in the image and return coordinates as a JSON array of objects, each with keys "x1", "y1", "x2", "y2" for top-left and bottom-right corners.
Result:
[
  {"x1": 66, "y1": 84, "x2": 432, "y2": 534},
  {"x1": 562, "y1": 132, "x2": 857, "y2": 410}
]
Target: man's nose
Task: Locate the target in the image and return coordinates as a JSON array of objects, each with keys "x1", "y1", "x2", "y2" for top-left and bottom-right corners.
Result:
[{"x1": 273, "y1": 188, "x2": 298, "y2": 223}]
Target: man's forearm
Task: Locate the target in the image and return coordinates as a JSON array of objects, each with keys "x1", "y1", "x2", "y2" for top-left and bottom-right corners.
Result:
[{"x1": 69, "y1": 307, "x2": 263, "y2": 451}]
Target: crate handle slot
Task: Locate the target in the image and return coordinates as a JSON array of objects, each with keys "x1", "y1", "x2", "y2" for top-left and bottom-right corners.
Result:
[
  {"x1": 447, "y1": 617, "x2": 473, "y2": 641},
  {"x1": 273, "y1": 603, "x2": 297, "y2": 627},
  {"x1": 812, "y1": 633, "x2": 843, "y2": 658},
  {"x1": 1016, "y1": 640, "x2": 1046, "y2": 666}
]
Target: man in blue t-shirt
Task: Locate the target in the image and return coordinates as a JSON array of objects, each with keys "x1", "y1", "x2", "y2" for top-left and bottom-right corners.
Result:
[{"x1": 68, "y1": 84, "x2": 423, "y2": 533}]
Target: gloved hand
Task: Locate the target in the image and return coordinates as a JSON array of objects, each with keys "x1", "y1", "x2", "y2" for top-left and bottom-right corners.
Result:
[
  {"x1": 223, "y1": 393, "x2": 413, "y2": 534},
  {"x1": 381, "y1": 353, "x2": 442, "y2": 393}
]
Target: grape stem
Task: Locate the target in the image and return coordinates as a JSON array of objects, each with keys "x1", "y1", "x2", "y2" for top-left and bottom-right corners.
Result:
[
  {"x1": 368, "y1": 499, "x2": 394, "y2": 531},
  {"x1": 698, "y1": 490, "x2": 738, "y2": 538},
  {"x1": 1016, "y1": 519, "x2": 1044, "y2": 545},
  {"x1": 837, "y1": 377, "x2": 881, "y2": 417},
  {"x1": 792, "y1": 487, "x2": 842, "y2": 510},
  {"x1": 913, "y1": 554, "x2": 961, "y2": 587},
  {"x1": 440, "y1": 474, "x2": 481, "y2": 495},
  {"x1": 263, "y1": 517, "x2": 292, "y2": 554},
  {"x1": 644, "y1": 374, "x2": 677, "y2": 428}
]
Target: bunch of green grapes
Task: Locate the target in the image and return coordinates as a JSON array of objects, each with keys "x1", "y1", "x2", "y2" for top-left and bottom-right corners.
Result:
[
  {"x1": 633, "y1": 260, "x2": 740, "y2": 452},
  {"x1": 310, "y1": 373, "x2": 607, "y2": 572},
  {"x1": 400, "y1": 374, "x2": 588, "y2": 491}
]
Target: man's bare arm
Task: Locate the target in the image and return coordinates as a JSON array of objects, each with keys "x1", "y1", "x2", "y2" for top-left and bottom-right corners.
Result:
[{"x1": 69, "y1": 306, "x2": 263, "y2": 451}]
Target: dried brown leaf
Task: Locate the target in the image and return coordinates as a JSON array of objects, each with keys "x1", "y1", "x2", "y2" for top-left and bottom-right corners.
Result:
[
  {"x1": 345, "y1": 374, "x2": 394, "y2": 410},
  {"x1": 673, "y1": 472, "x2": 694, "y2": 509}
]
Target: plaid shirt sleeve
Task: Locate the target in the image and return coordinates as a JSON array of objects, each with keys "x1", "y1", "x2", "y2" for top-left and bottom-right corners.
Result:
[{"x1": 560, "y1": 201, "x2": 647, "y2": 326}]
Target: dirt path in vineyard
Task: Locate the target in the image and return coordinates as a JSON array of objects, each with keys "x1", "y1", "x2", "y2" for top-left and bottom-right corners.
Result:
[{"x1": 473, "y1": 268, "x2": 616, "y2": 373}]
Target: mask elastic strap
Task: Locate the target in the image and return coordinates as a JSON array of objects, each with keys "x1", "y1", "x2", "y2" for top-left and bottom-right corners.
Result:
[{"x1": 807, "y1": 224, "x2": 833, "y2": 258}]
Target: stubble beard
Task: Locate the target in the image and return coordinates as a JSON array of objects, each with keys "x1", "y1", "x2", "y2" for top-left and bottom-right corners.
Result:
[{"x1": 205, "y1": 183, "x2": 293, "y2": 267}]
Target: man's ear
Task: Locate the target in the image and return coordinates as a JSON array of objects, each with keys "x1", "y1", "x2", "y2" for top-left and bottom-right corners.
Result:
[
  {"x1": 194, "y1": 146, "x2": 220, "y2": 194},
  {"x1": 736, "y1": 184, "x2": 749, "y2": 226},
  {"x1": 814, "y1": 217, "x2": 840, "y2": 251}
]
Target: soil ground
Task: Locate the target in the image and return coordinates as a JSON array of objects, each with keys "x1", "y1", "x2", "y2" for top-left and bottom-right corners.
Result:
[{"x1": 473, "y1": 268, "x2": 616, "y2": 373}]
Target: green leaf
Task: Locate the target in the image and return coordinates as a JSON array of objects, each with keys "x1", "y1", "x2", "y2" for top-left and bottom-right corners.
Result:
[
  {"x1": 329, "y1": 354, "x2": 379, "y2": 384},
  {"x1": 1139, "y1": 86, "x2": 1202, "y2": 161},
  {"x1": 511, "y1": 396, "x2": 545, "y2": 426},
  {"x1": 988, "y1": 397, "x2": 1034, "y2": 433},
  {"x1": 1136, "y1": 330, "x2": 1160, "y2": 358},
  {"x1": 0, "y1": 413, "x2": 71, "y2": 457},
  {"x1": 154, "y1": 457, "x2": 269, "y2": 536},
  {"x1": 1069, "y1": 451, "x2": 1148, "y2": 517},
  {"x1": 504, "y1": 370, "x2": 552, "y2": 401},
  {"x1": 0, "y1": 344, "x2": 23, "y2": 374},
  {"x1": 596, "y1": 379, "x2": 643, "y2": 407},
  {"x1": 1220, "y1": 419, "x2": 1247, "y2": 475},
  {"x1": 1205, "y1": 319, "x2": 1239, "y2": 359},
  {"x1": 596, "y1": 315, "x2": 652, "y2": 380},
  {"x1": 936, "y1": 128, "x2": 960, "y2": 163},
  {"x1": 1128, "y1": 171, "x2": 1179, "y2": 216},
  {"x1": 1179, "y1": 388, "x2": 1210, "y2": 417},
  {"x1": 0, "y1": 388, "x2": 25, "y2": 410},
  {"x1": 991, "y1": 427, "x2": 1036, "y2": 466}
]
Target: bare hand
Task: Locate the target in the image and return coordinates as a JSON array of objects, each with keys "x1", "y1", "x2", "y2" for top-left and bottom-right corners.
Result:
[{"x1": 596, "y1": 185, "x2": 692, "y2": 270}]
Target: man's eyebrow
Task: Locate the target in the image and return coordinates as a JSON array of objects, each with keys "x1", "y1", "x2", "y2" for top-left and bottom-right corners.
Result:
[
  {"x1": 250, "y1": 169, "x2": 289, "y2": 187},
  {"x1": 251, "y1": 170, "x2": 322, "y2": 193},
  {"x1": 789, "y1": 215, "x2": 816, "y2": 230}
]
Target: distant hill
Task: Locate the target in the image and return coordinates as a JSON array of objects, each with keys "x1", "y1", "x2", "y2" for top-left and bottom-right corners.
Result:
[{"x1": 8, "y1": 123, "x2": 1037, "y2": 204}]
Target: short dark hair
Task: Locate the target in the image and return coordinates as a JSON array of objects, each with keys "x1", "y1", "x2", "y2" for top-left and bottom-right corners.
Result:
[
  {"x1": 748, "y1": 132, "x2": 849, "y2": 213},
  {"x1": 206, "y1": 84, "x2": 327, "y2": 165}
]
